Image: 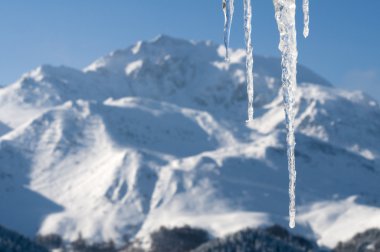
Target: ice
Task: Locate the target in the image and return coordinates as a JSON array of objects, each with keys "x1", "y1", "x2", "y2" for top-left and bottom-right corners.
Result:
[
  {"x1": 220, "y1": 0, "x2": 311, "y2": 228},
  {"x1": 222, "y1": 0, "x2": 254, "y2": 121},
  {"x1": 273, "y1": 0, "x2": 298, "y2": 228},
  {"x1": 244, "y1": 0, "x2": 254, "y2": 122},
  {"x1": 303, "y1": 0, "x2": 310, "y2": 38},
  {"x1": 222, "y1": 0, "x2": 235, "y2": 61}
]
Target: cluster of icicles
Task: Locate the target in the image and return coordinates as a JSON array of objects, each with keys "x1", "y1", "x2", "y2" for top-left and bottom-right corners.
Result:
[{"x1": 222, "y1": 0, "x2": 310, "y2": 228}]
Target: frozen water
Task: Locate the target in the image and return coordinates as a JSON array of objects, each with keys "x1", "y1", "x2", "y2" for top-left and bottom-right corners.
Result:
[
  {"x1": 244, "y1": 0, "x2": 254, "y2": 122},
  {"x1": 303, "y1": 0, "x2": 310, "y2": 38},
  {"x1": 273, "y1": 0, "x2": 298, "y2": 228},
  {"x1": 222, "y1": 0, "x2": 235, "y2": 61}
]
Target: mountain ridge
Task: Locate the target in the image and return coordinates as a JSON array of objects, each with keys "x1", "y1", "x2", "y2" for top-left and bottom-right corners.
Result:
[{"x1": 0, "y1": 35, "x2": 379, "y2": 249}]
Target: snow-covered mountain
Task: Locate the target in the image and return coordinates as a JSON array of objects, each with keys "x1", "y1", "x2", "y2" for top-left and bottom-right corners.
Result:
[{"x1": 0, "y1": 35, "x2": 379, "y2": 249}]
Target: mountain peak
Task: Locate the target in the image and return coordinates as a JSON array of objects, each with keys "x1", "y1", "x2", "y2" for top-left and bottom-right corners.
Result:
[
  {"x1": 151, "y1": 34, "x2": 194, "y2": 46},
  {"x1": 0, "y1": 36, "x2": 351, "y2": 130},
  {"x1": 0, "y1": 36, "x2": 379, "y2": 248}
]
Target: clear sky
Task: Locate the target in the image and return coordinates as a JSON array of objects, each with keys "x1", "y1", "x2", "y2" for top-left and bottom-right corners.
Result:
[{"x1": 0, "y1": 0, "x2": 379, "y2": 100}]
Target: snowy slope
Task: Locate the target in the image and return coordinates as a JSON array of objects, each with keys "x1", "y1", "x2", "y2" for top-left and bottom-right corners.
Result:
[
  {"x1": 0, "y1": 122, "x2": 11, "y2": 137},
  {"x1": 0, "y1": 35, "x2": 379, "y2": 248}
]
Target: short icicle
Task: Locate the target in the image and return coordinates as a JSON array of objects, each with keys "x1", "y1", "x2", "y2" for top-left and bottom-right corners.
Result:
[
  {"x1": 243, "y1": 0, "x2": 254, "y2": 122},
  {"x1": 303, "y1": 0, "x2": 310, "y2": 38},
  {"x1": 222, "y1": 0, "x2": 235, "y2": 61},
  {"x1": 272, "y1": 0, "x2": 298, "y2": 228}
]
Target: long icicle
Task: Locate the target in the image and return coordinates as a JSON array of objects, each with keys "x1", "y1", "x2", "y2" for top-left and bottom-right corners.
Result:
[
  {"x1": 222, "y1": 0, "x2": 235, "y2": 61},
  {"x1": 303, "y1": 0, "x2": 310, "y2": 38},
  {"x1": 273, "y1": 0, "x2": 298, "y2": 228},
  {"x1": 244, "y1": 0, "x2": 254, "y2": 122}
]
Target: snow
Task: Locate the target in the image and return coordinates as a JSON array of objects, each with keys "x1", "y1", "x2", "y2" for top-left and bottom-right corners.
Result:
[
  {"x1": 0, "y1": 121, "x2": 11, "y2": 137},
  {"x1": 125, "y1": 60, "x2": 144, "y2": 75},
  {"x1": 140, "y1": 211, "x2": 269, "y2": 248},
  {"x1": 298, "y1": 196, "x2": 380, "y2": 248},
  {"x1": 0, "y1": 36, "x2": 379, "y2": 248}
]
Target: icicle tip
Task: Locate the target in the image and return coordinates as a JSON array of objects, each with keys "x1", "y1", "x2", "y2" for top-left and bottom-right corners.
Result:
[
  {"x1": 303, "y1": 28, "x2": 309, "y2": 38},
  {"x1": 245, "y1": 118, "x2": 254, "y2": 126},
  {"x1": 289, "y1": 210, "x2": 296, "y2": 228},
  {"x1": 224, "y1": 53, "x2": 230, "y2": 62}
]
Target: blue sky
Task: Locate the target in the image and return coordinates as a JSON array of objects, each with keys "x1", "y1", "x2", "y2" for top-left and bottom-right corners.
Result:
[{"x1": 0, "y1": 0, "x2": 379, "y2": 100}]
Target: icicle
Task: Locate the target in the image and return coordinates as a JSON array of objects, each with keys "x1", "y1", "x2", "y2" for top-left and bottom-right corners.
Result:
[
  {"x1": 273, "y1": 0, "x2": 298, "y2": 228},
  {"x1": 303, "y1": 0, "x2": 310, "y2": 38},
  {"x1": 222, "y1": 0, "x2": 235, "y2": 61},
  {"x1": 244, "y1": 0, "x2": 254, "y2": 122}
]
